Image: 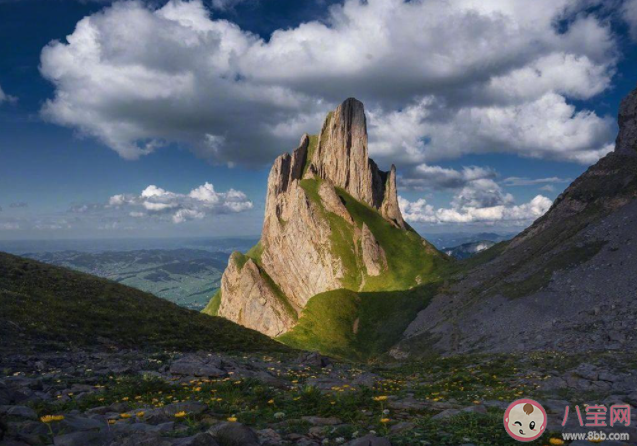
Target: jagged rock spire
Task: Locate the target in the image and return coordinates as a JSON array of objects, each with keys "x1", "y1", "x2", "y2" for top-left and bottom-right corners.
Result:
[{"x1": 307, "y1": 98, "x2": 406, "y2": 228}]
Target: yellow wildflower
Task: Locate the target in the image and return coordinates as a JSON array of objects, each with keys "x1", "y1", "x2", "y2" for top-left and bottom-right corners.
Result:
[
  {"x1": 174, "y1": 411, "x2": 187, "y2": 418},
  {"x1": 549, "y1": 439, "x2": 565, "y2": 446},
  {"x1": 227, "y1": 416, "x2": 238, "y2": 422},
  {"x1": 136, "y1": 412, "x2": 145, "y2": 418},
  {"x1": 268, "y1": 399, "x2": 275, "y2": 404},
  {"x1": 52, "y1": 415, "x2": 65, "y2": 422},
  {"x1": 120, "y1": 413, "x2": 132, "y2": 419},
  {"x1": 40, "y1": 415, "x2": 54, "y2": 423},
  {"x1": 380, "y1": 418, "x2": 391, "y2": 424},
  {"x1": 373, "y1": 396, "x2": 388, "y2": 402}
]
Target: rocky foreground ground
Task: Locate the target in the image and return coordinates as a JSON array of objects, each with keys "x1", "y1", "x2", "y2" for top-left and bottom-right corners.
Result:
[{"x1": 2, "y1": 349, "x2": 637, "y2": 446}]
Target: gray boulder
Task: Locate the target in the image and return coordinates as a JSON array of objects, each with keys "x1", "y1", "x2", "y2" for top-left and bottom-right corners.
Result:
[
  {"x1": 346, "y1": 434, "x2": 392, "y2": 446},
  {"x1": 172, "y1": 433, "x2": 220, "y2": 446},
  {"x1": 54, "y1": 430, "x2": 110, "y2": 446},
  {"x1": 170, "y1": 355, "x2": 227, "y2": 378},
  {"x1": 208, "y1": 422, "x2": 260, "y2": 446},
  {"x1": 1, "y1": 406, "x2": 37, "y2": 421}
]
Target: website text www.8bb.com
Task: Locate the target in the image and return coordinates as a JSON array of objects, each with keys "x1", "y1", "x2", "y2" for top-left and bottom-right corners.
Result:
[{"x1": 562, "y1": 431, "x2": 631, "y2": 442}]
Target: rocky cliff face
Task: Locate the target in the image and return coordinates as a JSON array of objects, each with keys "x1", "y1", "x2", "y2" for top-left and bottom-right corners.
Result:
[
  {"x1": 615, "y1": 88, "x2": 637, "y2": 157},
  {"x1": 207, "y1": 98, "x2": 432, "y2": 337}
]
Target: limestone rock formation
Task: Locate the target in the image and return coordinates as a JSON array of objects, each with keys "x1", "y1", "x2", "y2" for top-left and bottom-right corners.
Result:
[
  {"x1": 318, "y1": 181, "x2": 353, "y2": 224},
  {"x1": 208, "y1": 98, "x2": 430, "y2": 336},
  {"x1": 360, "y1": 223, "x2": 387, "y2": 276},
  {"x1": 217, "y1": 253, "x2": 297, "y2": 337}
]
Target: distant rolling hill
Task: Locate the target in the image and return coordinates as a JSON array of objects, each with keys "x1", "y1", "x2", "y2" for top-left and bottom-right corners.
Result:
[{"x1": 0, "y1": 251, "x2": 288, "y2": 354}]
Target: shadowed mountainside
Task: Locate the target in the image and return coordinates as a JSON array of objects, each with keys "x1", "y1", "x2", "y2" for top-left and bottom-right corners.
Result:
[
  {"x1": 394, "y1": 88, "x2": 637, "y2": 357},
  {"x1": 0, "y1": 251, "x2": 288, "y2": 354}
]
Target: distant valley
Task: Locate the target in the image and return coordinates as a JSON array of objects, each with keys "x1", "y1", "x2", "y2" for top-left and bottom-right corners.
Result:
[{"x1": 0, "y1": 238, "x2": 258, "y2": 311}]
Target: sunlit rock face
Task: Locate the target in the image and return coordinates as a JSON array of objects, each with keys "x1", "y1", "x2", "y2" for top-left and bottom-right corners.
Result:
[{"x1": 215, "y1": 98, "x2": 409, "y2": 336}]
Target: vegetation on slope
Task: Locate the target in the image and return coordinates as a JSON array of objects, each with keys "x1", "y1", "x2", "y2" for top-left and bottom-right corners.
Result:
[
  {"x1": 336, "y1": 184, "x2": 448, "y2": 290},
  {"x1": 202, "y1": 289, "x2": 222, "y2": 316},
  {"x1": 278, "y1": 284, "x2": 440, "y2": 360},
  {"x1": 0, "y1": 252, "x2": 288, "y2": 353}
]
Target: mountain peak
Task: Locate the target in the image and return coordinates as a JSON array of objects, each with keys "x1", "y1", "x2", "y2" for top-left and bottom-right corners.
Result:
[
  {"x1": 205, "y1": 98, "x2": 445, "y2": 337},
  {"x1": 307, "y1": 99, "x2": 406, "y2": 228}
]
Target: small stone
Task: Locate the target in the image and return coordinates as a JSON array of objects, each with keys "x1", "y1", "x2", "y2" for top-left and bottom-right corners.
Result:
[
  {"x1": 173, "y1": 433, "x2": 220, "y2": 446},
  {"x1": 431, "y1": 409, "x2": 460, "y2": 420},
  {"x1": 53, "y1": 431, "x2": 108, "y2": 446}
]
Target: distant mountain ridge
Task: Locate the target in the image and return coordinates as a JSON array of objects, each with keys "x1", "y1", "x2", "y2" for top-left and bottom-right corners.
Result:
[
  {"x1": 444, "y1": 241, "x2": 497, "y2": 260},
  {"x1": 204, "y1": 98, "x2": 448, "y2": 337}
]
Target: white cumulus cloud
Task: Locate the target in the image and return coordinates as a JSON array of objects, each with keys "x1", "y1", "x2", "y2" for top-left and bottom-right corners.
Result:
[
  {"x1": 107, "y1": 182, "x2": 252, "y2": 223},
  {"x1": 39, "y1": 0, "x2": 618, "y2": 167},
  {"x1": 399, "y1": 179, "x2": 553, "y2": 226}
]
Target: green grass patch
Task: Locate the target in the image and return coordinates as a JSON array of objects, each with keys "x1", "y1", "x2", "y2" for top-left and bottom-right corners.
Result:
[
  {"x1": 278, "y1": 289, "x2": 361, "y2": 359},
  {"x1": 201, "y1": 289, "x2": 221, "y2": 316},
  {"x1": 279, "y1": 284, "x2": 439, "y2": 361},
  {"x1": 245, "y1": 241, "x2": 264, "y2": 265}
]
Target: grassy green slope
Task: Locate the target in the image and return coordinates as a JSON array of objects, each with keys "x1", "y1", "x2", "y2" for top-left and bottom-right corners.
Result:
[
  {"x1": 202, "y1": 289, "x2": 222, "y2": 316},
  {"x1": 278, "y1": 284, "x2": 440, "y2": 360},
  {"x1": 336, "y1": 184, "x2": 448, "y2": 290},
  {"x1": 0, "y1": 252, "x2": 288, "y2": 353}
]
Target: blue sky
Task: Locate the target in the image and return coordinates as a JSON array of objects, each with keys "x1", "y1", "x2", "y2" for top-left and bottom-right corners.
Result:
[{"x1": 1, "y1": 0, "x2": 637, "y2": 239}]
